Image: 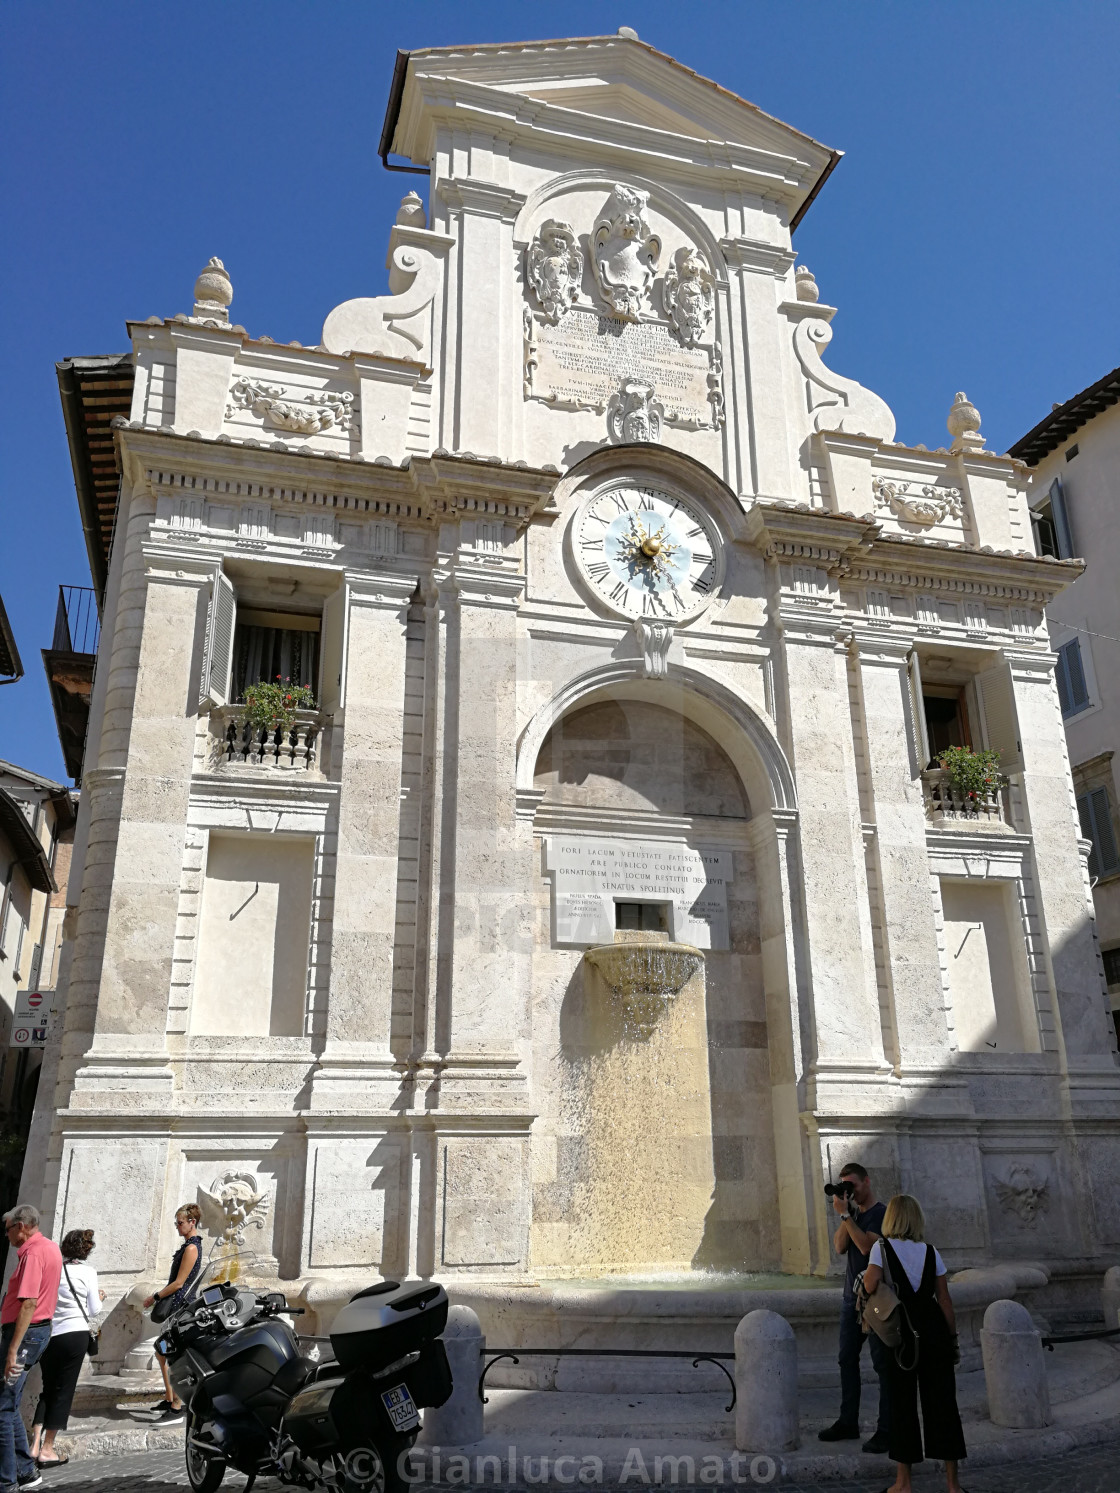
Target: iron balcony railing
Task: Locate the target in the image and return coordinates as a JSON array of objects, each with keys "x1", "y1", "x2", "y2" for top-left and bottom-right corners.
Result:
[{"x1": 51, "y1": 585, "x2": 100, "y2": 656}]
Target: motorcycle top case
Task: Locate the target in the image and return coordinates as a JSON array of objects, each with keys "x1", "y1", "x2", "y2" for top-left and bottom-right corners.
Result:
[{"x1": 329, "y1": 1279, "x2": 448, "y2": 1371}]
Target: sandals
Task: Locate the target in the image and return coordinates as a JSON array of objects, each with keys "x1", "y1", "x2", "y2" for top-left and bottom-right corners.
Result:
[{"x1": 37, "y1": 1454, "x2": 70, "y2": 1467}]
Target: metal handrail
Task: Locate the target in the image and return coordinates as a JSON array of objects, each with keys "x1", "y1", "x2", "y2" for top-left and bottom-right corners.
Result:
[
  {"x1": 51, "y1": 585, "x2": 100, "y2": 655},
  {"x1": 479, "y1": 1348, "x2": 736, "y2": 1412},
  {"x1": 1041, "y1": 1325, "x2": 1120, "y2": 1352}
]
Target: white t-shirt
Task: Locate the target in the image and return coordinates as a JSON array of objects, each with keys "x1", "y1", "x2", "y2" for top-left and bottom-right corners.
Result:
[
  {"x1": 869, "y1": 1239, "x2": 947, "y2": 1292},
  {"x1": 52, "y1": 1260, "x2": 100, "y2": 1336}
]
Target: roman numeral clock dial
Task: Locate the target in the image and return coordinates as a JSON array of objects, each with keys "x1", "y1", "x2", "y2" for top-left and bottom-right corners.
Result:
[{"x1": 573, "y1": 485, "x2": 722, "y2": 622}]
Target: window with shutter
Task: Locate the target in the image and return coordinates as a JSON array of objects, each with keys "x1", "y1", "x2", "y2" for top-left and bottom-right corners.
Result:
[
  {"x1": 200, "y1": 572, "x2": 237, "y2": 707},
  {"x1": 1056, "y1": 638, "x2": 1091, "y2": 717},
  {"x1": 1079, "y1": 788, "x2": 1120, "y2": 879},
  {"x1": 1102, "y1": 947, "x2": 1120, "y2": 987}
]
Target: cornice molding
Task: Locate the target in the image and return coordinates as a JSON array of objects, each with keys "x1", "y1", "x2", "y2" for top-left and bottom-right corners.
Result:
[
  {"x1": 435, "y1": 176, "x2": 527, "y2": 222},
  {"x1": 719, "y1": 237, "x2": 797, "y2": 276}
]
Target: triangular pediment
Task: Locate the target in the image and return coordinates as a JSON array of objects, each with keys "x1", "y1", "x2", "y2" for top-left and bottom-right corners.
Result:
[{"x1": 388, "y1": 34, "x2": 838, "y2": 216}]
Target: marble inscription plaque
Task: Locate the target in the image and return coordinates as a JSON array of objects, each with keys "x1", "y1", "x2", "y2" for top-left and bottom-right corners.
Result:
[
  {"x1": 525, "y1": 308, "x2": 717, "y2": 428},
  {"x1": 543, "y1": 836, "x2": 732, "y2": 949}
]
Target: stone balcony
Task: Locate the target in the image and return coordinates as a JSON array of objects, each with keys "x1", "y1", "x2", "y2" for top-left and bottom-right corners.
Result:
[
  {"x1": 209, "y1": 706, "x2": 325, "y2": 773},
  {"x1": 922, "y1": 768, "x2": 1010, "y2": 829}
]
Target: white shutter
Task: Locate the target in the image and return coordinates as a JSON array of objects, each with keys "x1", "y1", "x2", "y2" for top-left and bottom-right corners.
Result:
[
  {"x1": 976, "y1": 662, "x2": 1022, "y2": 772},
  {"x1": 200, "y1": 571, "x2": 236, "y2": 708},
  {"x1": 319, "y1": 581, "x2": 350, "y2": 715},
  {"x1": 1049, "y1": 477, "x2": 1075, "y2": 559},
  {"x1": 907, "y1": 649, "x2": 931, "y2": 770}
]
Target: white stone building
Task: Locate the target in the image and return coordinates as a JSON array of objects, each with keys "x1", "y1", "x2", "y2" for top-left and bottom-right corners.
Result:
[
  {"x1": 33, "y1": 34, "x2": 1120, "y2": 1326},
  {"x1": 1011, "y1": 368, "x2": 1120, "y2": 1042}
]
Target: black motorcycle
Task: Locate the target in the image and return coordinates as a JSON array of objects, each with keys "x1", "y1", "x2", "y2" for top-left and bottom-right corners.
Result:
[{"x1": 156, "y1": 1260, "x2": 451, "y2": 1493}]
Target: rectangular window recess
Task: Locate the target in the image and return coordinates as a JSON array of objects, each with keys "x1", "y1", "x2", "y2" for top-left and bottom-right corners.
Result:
[
  {"x1": 1065, "y1": 444, "x2": 1079, "y2": 462},
  {"x1": 615, "y1": 901, "x2": 670, "y2": 933},
  {"x1": 237, "y1": 608, "x2": 321, "y2": 632},
  {"x1": 1103, "y1": 947, "x2": 1120, "y2": 987}
]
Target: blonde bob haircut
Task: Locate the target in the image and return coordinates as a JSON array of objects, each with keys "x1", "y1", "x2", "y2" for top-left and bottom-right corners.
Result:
[{"x1": 882, "y1": 1194, "x2": 926, "y2": 1242}]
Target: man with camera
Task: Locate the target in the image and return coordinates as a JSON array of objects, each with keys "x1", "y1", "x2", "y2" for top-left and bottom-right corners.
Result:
[{"x1": 817, "y1": 1162, "x2": 891, "y2": 1454}]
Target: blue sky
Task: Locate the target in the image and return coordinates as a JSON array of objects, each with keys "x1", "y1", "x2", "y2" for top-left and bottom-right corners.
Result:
[{"x1": 1, "y1": 0, "x2": 1117, "y2": 781}]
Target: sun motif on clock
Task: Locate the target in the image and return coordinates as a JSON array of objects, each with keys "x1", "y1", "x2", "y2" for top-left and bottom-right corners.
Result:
[{"x1": 572, "y1": 484, "x2": 722, "y2": 620}]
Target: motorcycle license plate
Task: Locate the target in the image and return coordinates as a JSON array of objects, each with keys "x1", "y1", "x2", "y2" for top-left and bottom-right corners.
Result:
[{"x1": 381, "y1": 1383, "x2": 420, "y2": 1432}]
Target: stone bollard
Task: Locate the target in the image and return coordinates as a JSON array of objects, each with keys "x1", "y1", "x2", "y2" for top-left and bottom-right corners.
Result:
[
  {"x1": 418, "y1": 1305, "x2": 485, "y2": 1446},
  {"x1": 734, "y1": 1309, "x2": 799, "y2": 1452},
  {"x1": 1102, "y1": 1266, "x2": 1120, "y2": 1331},
  {"x1": 981, "y1": 1299, "x2": 1051, "y2": 1428}
]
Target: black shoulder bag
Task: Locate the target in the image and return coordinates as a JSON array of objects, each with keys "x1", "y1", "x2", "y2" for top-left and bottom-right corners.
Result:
[{"x1": 64, "y1": 1263, "x2": 100, "y2": 1359}]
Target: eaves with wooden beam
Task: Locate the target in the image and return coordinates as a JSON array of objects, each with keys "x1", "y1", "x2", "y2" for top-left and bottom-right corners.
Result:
[{"x1": 56, "y1": 354, "x2": 134, "y2": 606}]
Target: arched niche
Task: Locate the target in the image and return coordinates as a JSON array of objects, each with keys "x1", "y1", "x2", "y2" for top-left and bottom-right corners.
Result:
[
  {"x1": 535, "y1": 698, "x2": 750, "y2": 820},
  {"x1": 517, "y1": 662, "x2": 796, "y2": 817}
]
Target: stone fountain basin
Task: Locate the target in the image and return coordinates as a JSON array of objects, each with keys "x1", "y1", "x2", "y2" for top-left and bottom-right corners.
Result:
[
  {"x1": 437, "y1": 1264, "x2": 1051, "y2": 1393},
  {"x1": 583, "y1": 941, "x2": 703, "y2": 1032}
]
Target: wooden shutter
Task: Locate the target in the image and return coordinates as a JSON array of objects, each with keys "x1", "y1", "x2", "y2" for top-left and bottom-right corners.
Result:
[
  {"x1": 1056, "y1": 638, "x2": 1090, "y2": 717},
  {"x1": 1079, "y1": 788, "x2": 1120, "y2": 879},
  {"x1": 976, "y1": 663, "x2": 1022, "y2": 772},
  {"x1": 907, "y1": 649, "x2": 931, "y2": 770},
  {"x1": 319, "y1": 582, "x2": 350, "y2": 715},
  {"x1": 200, "y1": 571, "x2": 236, "y2": 708},
  {"x1": 1049, "y1": 477, "x2": 1075, "y2": 559}
]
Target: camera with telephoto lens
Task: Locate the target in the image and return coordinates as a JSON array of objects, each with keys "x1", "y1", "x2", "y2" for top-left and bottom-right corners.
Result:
[{"x1": 824, "y1": 1178, "x2": 858, "y2": 1215}]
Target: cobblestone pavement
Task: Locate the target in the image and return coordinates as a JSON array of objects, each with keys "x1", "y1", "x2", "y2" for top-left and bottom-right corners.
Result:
[{"x1": 37, "y1": 1439, "x2": 1120, "y2": 1492}]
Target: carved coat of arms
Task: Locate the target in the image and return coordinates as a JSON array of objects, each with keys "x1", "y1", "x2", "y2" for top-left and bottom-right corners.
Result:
[
  {"x1": 662, "y1": 246, "x2": 714, "y2": 346},
  {"x1": 606, "y1": 378, "x2": 664, "y2": 444},
  {"x1": 591, "y1": 184, "x2": 661, "y2": 320},
  {"x1": 526, "y1": 219, "x2": 583, "y2": 322},
  {"x1": 197, "y1": 1170, "x2": 271, "y2": 1245}
]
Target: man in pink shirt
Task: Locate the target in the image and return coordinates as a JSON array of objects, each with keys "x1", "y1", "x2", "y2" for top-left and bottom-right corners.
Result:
[{"x1": 0, "y1": 1205, "x2": 62, "y2": 1492}]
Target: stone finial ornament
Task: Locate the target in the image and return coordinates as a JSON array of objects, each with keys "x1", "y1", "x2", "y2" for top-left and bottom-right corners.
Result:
[
  {"x1": 396, "y1": 190, "x2": 427, "y2": 229},
  {"x1": 794, "y1": 265, "x2": 819, "y2": 303},
  {"x1": 606, "y1": 378, "x2": 664, "y2": 444},
  {"x1": 948, "y1": 390, "x2": 984, "y2": 451},
  {"x1": 662, "y1": 246, "x2": 714, "y2": 346},
  {"x1": 592, "y1": 184, "x2": 661, "y2": 320},
  {"x1": 526, "y1": 219, "x2": 583, "y2": 322},
  {"x1": 193, "y1": 257, "x2": 233, "y2": 323}
]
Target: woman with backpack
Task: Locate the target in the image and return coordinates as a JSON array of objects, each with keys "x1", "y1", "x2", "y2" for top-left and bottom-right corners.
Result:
[{"x1": 860, "y1": 1193, "x2": 967, "y2": 1493}]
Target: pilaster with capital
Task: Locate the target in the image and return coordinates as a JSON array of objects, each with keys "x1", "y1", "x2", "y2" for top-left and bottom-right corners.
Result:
[
  {"x1": 719, "y1": 237, "x2": 797, "y2": 500},
  {"x1": 311, "y1": 571, "x2": 419, "y2": 1112},
  {"x1": 72, "y1": 545, "x2": 216, "y2": 1106},
  {"x1": 777, "y1": 605, "x2": 888, "y2": 1090},
  {"x1": 435, "y1": 174, "x2": 527, "y2": 458},
  {"x1": 427, "y1": 558, "x2": 532, "y2": 1105},
  {"x1": 1004, "y1": 649, "x2": 1118, "y2": 1074},
  {"x1": 853, "y1": 632, "x2": 957, "y2": 1073}
]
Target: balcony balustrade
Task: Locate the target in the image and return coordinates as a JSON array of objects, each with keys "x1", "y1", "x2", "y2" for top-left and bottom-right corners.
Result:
[
  {"x1": 922, "y1": 768, "x2": 1009, "y2": 828},
  {"x1": 210, "y1": 706, "x2": 324, "y2": 772}
]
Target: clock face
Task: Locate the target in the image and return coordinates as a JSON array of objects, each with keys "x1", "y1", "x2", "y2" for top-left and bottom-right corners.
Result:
[{"x1": 573, "y1": 484, "x2": 721, "y2": 620}]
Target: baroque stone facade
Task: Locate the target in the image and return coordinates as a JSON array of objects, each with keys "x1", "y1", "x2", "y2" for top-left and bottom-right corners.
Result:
[{"x1": 33, "y1": 33, "x2": 1120, "y2": 1335}]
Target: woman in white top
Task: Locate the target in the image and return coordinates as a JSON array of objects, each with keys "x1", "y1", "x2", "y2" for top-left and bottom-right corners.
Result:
[
  {"x1": 28, "y1": 1229, "x2": 104, "y2": 1468},
  {"x1": 862, "y1": 1194, "x2": 967, "y2": 1493}
]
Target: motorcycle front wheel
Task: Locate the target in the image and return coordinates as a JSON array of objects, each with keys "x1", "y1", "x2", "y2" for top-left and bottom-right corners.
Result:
[{"x1": 185, "y1": 1437, "x2": 226, "y2": 1493}]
